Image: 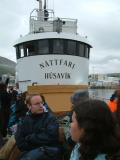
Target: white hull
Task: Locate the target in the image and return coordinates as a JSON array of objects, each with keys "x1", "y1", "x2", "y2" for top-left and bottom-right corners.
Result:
[
  {"x1": 14, "y1": 0, "x2": 92, "y2": 94},
  {"x1": 16, "y1": 55, "x2": 89, "y2": 92}
]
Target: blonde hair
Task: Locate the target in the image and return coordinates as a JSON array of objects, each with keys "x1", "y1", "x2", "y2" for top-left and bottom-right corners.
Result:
[{"x1": 25, "y1": 93, "x2": 45, "y2": 105}]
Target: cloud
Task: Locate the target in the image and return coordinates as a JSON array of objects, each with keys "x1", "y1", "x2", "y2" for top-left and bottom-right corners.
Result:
[
  {"x1": 0, "y1": 0, "x2": 120, "y2": 74},
  {"x1": 89, "y1": 54, "x2": 120, "y2": 74}
]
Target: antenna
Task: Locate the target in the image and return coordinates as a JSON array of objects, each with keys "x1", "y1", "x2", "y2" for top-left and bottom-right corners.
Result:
[
  {"x1": 36, "y1": 0, "x2": 44, "y2": 21},
  {"x1": 44, "y1": 0, "x2": 49, "y2": 21},
  {"x1": 36, "y1": 0, "x2": 42, "y2": 10},
  {"x1": 44, "y1": 0, "x2": 46, "y2": 10}
]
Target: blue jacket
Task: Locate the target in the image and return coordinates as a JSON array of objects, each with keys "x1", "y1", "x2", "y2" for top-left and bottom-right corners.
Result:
[
  {"x1": 15, "y1": 112, "x2": 59, "y2": 151},
  {"x1": 70, "y1": 143, "x2": 106, "y2": 160},
  {"x1": 8, "y1": 103, "x2": 18, "y2": 128}
]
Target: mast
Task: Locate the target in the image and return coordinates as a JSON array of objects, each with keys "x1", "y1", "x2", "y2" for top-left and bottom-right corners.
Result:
[
  {"x1": 44, "y1": 0, "x2": 49, "y2": 20},
  {"x1": 36, "y1": 0, "x2": 44, "y2": 20},
  {"x1": 36, "y1": 0, "x2": 42, "y2": 10},
  {"x1": 36, "y1": 0, "x2": 49, "y2": 21},
  {"x1": 44, "y1": 0, "x2": 46, "y2": 10}
]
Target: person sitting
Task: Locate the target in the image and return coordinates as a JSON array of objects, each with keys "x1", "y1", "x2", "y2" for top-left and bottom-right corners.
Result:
[
  {"x1": 8, "y1": 86, "x2": 18, "y2": 105},
  {"x1": 8, "y1": 92, "x2": 29, "y2": 135},
  {"x1": 0, "y1": 82, "x2": 11, "y2": 137},
  {"x1": 71, "y1": 90, "x2": 89, "y2": 106},
  {"x1": 70, "y1": 99, "x2": 120, "y2": 160},
  {"x1": 61, "y1": 90, "x2": 89, "y2": 160},
  {"x1": 64, "y1": 90, "x2": 89, "y2": 145},
  {"x1": 15, "y1": 93, "x2": 62, "y2": 160}
]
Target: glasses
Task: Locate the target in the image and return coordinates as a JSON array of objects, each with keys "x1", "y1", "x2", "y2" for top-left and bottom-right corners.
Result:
[{"x1": 31, "y1": 102, "x2": 44, "y2": 107}]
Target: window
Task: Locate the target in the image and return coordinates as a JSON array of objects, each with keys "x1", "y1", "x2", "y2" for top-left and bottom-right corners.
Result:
[
  {"x1": 38, "y1": 40, "x2": 49, "y2": 54},
  {"x1": 53, "y1": 39, "x2": 64, "y2": 54},
  {"x1": 19, "y1": 45, "x2": 24, "y2": 57},
  {"x1": 24, "y1": 41, "x2": 37, "y2": 56},
  {"x1": 16, "y1": 47, "x2": 20, "y2": 59},
  {"x1": 84, "y1": 45, "x2": 89, "y2": 58},
  {"x1": 15, "y1": 39, "x2": 90, "y2": 59},
  {"x1": 24, "y1": 47, "x2": 27, "y2": 57},
  {"x1": 66, "y1": 40, "x2": 76, "y2": 55},
  {"x1": 78, "y1": 43, "x2": 84, "y2": 57}
]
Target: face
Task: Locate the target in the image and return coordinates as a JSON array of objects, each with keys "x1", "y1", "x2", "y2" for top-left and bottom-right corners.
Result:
[
  {"x1": 70, "y1": 111, "x2": 85, "y2": 142},
  {"x1": 29, "y1": 95, "x2": 44, "y2": 114}
]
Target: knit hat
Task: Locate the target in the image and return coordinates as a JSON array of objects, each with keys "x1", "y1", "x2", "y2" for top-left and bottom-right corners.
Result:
[{"x1": 71, "y1": 90, "x2": 89, "y2": 105}]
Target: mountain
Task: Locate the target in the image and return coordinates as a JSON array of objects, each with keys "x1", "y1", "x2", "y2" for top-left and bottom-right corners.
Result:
[{"x1": 0, "y1": 56, "x2": 16, "y2": 75}]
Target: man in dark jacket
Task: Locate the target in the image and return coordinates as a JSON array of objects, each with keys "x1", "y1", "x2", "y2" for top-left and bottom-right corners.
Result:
[
  {"x1": 0, "y1": 83, "x2": 11, "y2": 137},
  {"x1": 15, "y1": 94, "x2": 62, "y2": 160}
]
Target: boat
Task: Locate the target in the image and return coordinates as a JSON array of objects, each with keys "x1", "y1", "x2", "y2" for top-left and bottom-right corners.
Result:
[{"x1": 14, "y1": 0, "x2": 92, "y2": 113}]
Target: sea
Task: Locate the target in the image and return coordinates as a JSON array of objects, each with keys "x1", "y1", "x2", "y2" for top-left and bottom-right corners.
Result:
[{"x1": 89, "y1": 89, "x2": 115, "y2": 102}]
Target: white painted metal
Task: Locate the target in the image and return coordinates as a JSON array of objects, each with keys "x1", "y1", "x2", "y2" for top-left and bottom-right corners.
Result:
[
  {"x1": 14, "y1": 32, "x2": 91, "y2": 46},
  {"x1": 16, "y1": 55, "x2": 89, "y2": 91},
  {"x1": 14, "y1": 0, "x2": 92, "y2": 92}
]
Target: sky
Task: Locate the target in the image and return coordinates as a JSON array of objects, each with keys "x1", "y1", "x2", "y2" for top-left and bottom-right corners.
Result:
[{"x1": 0, "y1": 0, "x2": 120, "y2": 74}]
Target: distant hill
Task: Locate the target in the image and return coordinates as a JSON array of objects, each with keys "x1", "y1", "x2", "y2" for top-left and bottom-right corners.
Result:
[{"x1": 0, "y1": 56, "x2": 16, "y2": 75}]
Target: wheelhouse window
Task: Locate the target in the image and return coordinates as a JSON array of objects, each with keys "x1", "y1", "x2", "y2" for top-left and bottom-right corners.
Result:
[
  {"x1": 38, "y1": 40, "x2": 49, "y2": 54},
  {"x1": 19, "y1": 45, "x2": 24, "y2": 57},
  {"x1": 53, "y1": 39, "x2": 64, "y2": 54},
  {"x1": 66, "y1": 40, "x2": 76, "y2": 55},
  {"x1": 78, "y1": 43, "x2": 84, "y2": 57},
  {"x1": 84, "y1": 45, "x2": 90, "y2": 58},
  {"x1": 15, "y1": 39, "x2": 91, "y2": 59},
  {"x1": 16, "y1": 47, "x2": 20, "y2": 59},
  {"x1": 27, "y1": 43, "x2": 36, "y2": 56}
]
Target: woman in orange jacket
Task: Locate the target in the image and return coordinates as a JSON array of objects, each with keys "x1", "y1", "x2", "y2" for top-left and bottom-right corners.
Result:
[{"x1": 107, "y1": 90, "x2": 120, "y2": 112}]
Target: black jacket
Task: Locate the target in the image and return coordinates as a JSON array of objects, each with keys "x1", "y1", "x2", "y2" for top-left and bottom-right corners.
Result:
[{"x1": 15, "y1": 112, "x2": 59, "y2": 151}]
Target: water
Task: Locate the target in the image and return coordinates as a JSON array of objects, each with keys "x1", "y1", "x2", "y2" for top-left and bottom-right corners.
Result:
[{"x1": 89, "y1": 89, "x2": 116, "y2": 102}]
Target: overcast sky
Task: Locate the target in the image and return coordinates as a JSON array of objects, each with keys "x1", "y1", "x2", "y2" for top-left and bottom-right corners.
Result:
[{"x1": 0, "y1": 0, "x2": 120, "y2": 74}]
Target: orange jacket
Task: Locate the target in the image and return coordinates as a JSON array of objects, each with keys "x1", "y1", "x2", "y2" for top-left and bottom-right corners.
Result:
[{"x1": 107, "y1": 100, "x2": 117, "y2": 112}]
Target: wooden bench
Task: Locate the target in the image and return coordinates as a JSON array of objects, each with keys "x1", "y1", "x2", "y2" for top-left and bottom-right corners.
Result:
[
  {"x1": 0, "y1": 128, "x2": 71, "y2": 160},
  {"x1": 0, "y1": 135, "x2": 21, "y2": 160}
]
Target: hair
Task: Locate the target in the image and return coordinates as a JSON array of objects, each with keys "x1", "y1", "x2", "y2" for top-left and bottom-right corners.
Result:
[
  {"x1": 0, "y1": 82, "x2": 7, "y2": 92},
  {"x1": 110, "y1": 90, "x2": 120, "y2": 126},
  {"x1": 73, "y1": 99, "x2": 120, "y2": 160},
  {"x1": 115, "y1": 90, "x2": 120, "y2": 127},
  {"x1": 21, "y1": 91, "x2": 28, "y2": 102},
  {"x1": 110, "y1": 90, "x2": 118, "y2": 101},
  {"x1": 26, "y1": 93, "x2": 45, "y2": 105},
  {"x1": 71, "y1": 90, "x2": 89, "y2": 106}
]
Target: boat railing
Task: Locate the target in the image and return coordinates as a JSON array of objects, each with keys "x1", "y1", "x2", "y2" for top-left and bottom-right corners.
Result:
[
  {"x1": 30, "y1": 8, "x2": 55, "y2": 19},
  {"x1": 29, "y1": 9, "x2": 77, "y2": 34},
  {"x1": 30, "y1": 8, "x2": 77, "y2": 22}
]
